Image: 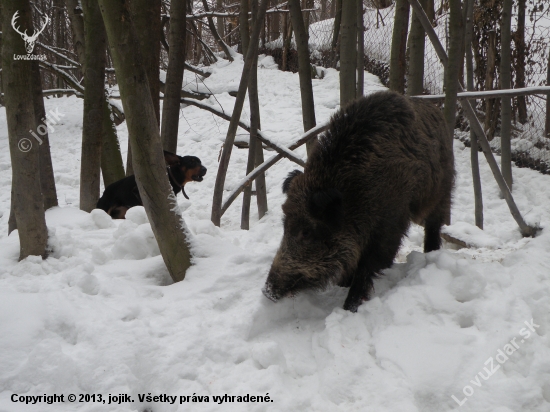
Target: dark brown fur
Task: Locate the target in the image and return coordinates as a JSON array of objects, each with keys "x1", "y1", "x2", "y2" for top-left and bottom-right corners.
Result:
[{"x1": 262, "y1": 91, "x2": 455, "y2": 312}]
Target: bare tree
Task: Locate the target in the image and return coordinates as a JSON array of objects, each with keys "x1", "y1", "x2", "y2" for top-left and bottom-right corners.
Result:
[
  {"x1": 356, "y1": 0, "x2": 364, "y2": 97},
  {"x1": 406, "y1": 0, "x2": 426, "y2": 96},
  {"x1": 80, "y1": 0, "x2": 106, "y2": 212},
  {"x1": 340, "y1": 0, "x2": 358, "y2": 105},
  {"x1": 464, "y1": 0, "x2": 483, "y2": 229},
  {"x1": 330, "y1": 0, "x2": 342, "y2": 67},
  {"x1": 211, "y1": 0, "x2": 269, "y2": 227},
  {"x1": 514, "y1": 0, "x2": 527, "y2": 124},
  {"x1": 500, "y1": 0, "x2": 513, "y2": 190},
  {"x1": 289, "y1": 0, "x2": 317, "y2": 154},
  {"x1": 100, "y1": 98, "x2": 125, "y2": 186},
  {"x1": 29, "y1": 60, "x2": 58, "y2": 210},
  {"x1": 242, "y1": 0, "x2": 268, "y2": 229},
  {"x1": 442, "y1": 0, "x2": 463, "y2": 224},
  {"x1": 161, "y1": 0, "x2": 187, "y2": 153},
  {"x1": 546, "y1": 50, "x2": 550, "y2": 138},
  {"x1": 65, "y1": 0, "x2": 85, "y2": 64},
  {"x1": 201, "y1": 0, "x2": 234, "y2": 61},
  {"x1": 126, "y1": 0, "x2": 161, "y2": 175},
  {"x1": 389, "y1": 0, "x2": 410, "y2": 93},
  {"x1": 98, "y1": 0, "x2": 192, "y2": 282},
  {"x1": 3, "y1": 0, "x2": 48, "y2": 258}
]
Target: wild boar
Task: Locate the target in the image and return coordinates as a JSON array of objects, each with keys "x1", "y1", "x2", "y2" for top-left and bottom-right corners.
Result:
[{"x1": 262, "y1": 91, "x2": 455, "y2": 312}]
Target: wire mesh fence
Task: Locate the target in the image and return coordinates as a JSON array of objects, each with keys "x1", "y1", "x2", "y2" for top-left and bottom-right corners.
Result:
[{"x1": 195, "y1": 0, "x2": 550, "y2": 175}]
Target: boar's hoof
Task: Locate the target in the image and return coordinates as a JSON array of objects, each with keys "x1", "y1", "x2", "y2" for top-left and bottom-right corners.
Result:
[
  {"x1": 343, "y1": 296, "x2": 364, "y2": 313},
  {"x1": 262, "y1": 283, "x2": 279, "y2": 302}
]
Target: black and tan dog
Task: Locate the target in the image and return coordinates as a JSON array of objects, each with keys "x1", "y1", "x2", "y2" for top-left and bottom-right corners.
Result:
[{"x1": 97, "y1": 151, "x2": 207, "y2": 219}]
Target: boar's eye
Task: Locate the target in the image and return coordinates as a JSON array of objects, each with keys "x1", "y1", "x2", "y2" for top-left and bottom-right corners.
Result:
[{"x1": 298, "y1": 229, "x2": 311, "y2": 241}]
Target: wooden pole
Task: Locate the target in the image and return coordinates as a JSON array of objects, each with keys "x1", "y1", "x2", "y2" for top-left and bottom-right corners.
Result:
[
  {"x1": 211, "y1": 0, "x2": 269, "y2": 226},
  {"x1": 406, "y1": 0, "x2": 537, "y2": 237}
]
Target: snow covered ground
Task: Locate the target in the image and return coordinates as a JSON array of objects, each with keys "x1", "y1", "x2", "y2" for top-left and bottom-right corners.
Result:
[{"x1": 1, "y1": 55, "x2": 550, "y2": 412}]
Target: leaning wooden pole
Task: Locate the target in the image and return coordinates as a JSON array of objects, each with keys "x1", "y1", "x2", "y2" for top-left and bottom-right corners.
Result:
[
  {"x1": 464, "y1": 0, "x2": 483, "y2": 229},
  {"x1": 407, "y1": 0, "x2": 537, "y2": 237},
  {"x1": 211, "y1": 0, "x2": 269, "y2": 227}
]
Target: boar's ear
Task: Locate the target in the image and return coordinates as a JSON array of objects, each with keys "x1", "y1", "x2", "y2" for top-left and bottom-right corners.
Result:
[
  {"x1": 282, "y1": 169, "x2": 303, "y2": 194},
  {"x1": 308, "y1": 189, "x2": 343, "y2": 228}
]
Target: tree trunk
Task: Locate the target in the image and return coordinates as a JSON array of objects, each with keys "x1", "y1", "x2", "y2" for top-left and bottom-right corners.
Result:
[
  {"x1": 127, "y1": 0, "x2": 161, "y2": 175},
  {"x1": 406, "y1": 0, "x2": 426, "y2": 96},
  {"x1": 289, "y1": 0, "x2": 317, "y2": 155},
  {"x1": 282, "y1": 16, "x2": 292, "y2": 71},
  {"x1": 98, "y1": 0, "x2": 192, "y2": 282},
  {"x1": 242, "y1": 0, "x2": 267, "y2": 229},
  {"x1": 546, "y1": 50, "x2": 550, "y2": 138},
  {"x1": 500, "y1": 0, "x2": 512, "y2": 190},
  {"x1": 101, "y1": 97, "x2": 126, "y2": 186},
  {"x1": 201, "y1": 0, "x2": 234, "y2": 61},
  {"x1": 464, "y1": 0, "x2": 482, "y2": 229},
  {"x1": 514, "y1": 0, "x2": 527, "y2": 124},
  {"x1": 211, "y1": 0, "x2": 269, "y2": 227},
  {"x1": 216, "y1": 0, "x2": 225, "y2": 39},
  {"x1": 339, "y1": 0, "x2": 357, "y2": 106},
  {"x1": 53, "y1": 0, "x2": 66, "y2": 94},
  {"x1": 356, "y1": 0, "x2": 364, "y2": 98},
  {"x1": 80, "y1": 0, "x2": 106, "y2": 212},
  {"x1": 31, "y1": 61, "x2": 58, "y2": 210},
  {"x1": 270, "y1": 0, "x2": 280, "y2": 40},
  {"x1": 65, "y1": 0, "x2": 86, "y2": 65},
  {"x1": 484, "y1": 31, "x2": 497, "y2": 140},
  {"x1": 3, "y1": 0, "x2": 48, "y2": 259},
  {"x1": 389, "y1": 0, "x2": 410, "y2": 94},
  {"x1": 330, "y1": 0, "x2": 342, "y2": 68},
  {"x1": 406, "y1": 0, "x2": 535, "y2": 237},
  {"x1": 161, "y1": 0, "x2": 187, "y2": 153},
  {"x1": 239, "y1": 0, "x2": 250, "y2": 55},
  {"x1": 442, "y1": 0, "x2": 463, "y2": 224}
]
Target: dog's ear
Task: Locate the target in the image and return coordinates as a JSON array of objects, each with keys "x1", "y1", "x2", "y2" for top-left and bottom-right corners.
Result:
[
  {"x1": 163, "y1": 151, "x2": 181, "y2": 167},
  {"x1": 282, "y1": 170, "x2": 303, "y2": 194}
]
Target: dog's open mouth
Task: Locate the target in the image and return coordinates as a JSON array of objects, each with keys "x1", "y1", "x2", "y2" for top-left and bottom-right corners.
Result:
[{"x1": 192, "y1": 175, "x2": 204, "y2": 182}]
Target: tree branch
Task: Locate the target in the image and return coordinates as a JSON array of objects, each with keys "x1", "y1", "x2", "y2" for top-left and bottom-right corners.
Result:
[{"x1": 181, "y1": 97, "x2": 306, "y2": 166}]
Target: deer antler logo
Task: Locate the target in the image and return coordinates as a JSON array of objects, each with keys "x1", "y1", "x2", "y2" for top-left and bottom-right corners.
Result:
[{"x1": 11, "y1": 11, "x2": 49, "y2": 54}]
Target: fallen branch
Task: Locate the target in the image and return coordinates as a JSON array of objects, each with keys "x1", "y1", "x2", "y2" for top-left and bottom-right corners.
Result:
[
  {"x1": 41, "y1": 88, "x2": 80, "y2": 98},
  {"x1": 37, "y1": 42, "x2": 80, "y2": 67},
  {"x1": 39, "y1": 61, "x2": 83, "y2": 92},
  {"x1": 181, "y1": 97, "x2": 306, "y2": 166},
  {"x1": 221, "y1": 123, "x2": 328, "y2": 215},
  {"x1": 411, "y1": 86, "x2": 550, "y2": 101}
]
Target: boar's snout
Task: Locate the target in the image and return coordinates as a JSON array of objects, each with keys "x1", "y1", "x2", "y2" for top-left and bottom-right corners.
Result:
[{"x1": 261, "y1": 280, "x2": 280, "y2": 302}]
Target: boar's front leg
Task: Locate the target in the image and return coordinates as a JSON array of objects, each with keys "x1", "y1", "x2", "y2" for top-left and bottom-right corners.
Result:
[{"x1": 343, "y1": 255, "x2": 375, "y2": 312}]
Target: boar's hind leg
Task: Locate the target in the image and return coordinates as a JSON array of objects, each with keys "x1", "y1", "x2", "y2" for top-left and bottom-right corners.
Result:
[{"x1": 424, "y1": 208, "x2": 446, "y2": 252}]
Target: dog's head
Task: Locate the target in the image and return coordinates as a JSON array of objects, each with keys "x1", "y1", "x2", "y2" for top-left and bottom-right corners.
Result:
[{"x1": 164, "y1": 151, "x2": 207, "y2": 199}]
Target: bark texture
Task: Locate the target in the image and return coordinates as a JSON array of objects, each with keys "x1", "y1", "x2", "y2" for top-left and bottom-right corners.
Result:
[
  {"x1": 389, "y1": 0, "x2": 410, "y2": 93},
  {"x1": 99, "y1": 0, "x2": 192, "y2": 282},
  {"x1": 161, "y1": 0, "x2": 187, "y2": 153},
  {"x1": 31, "y1": 60, "x2": 58, "y2": 210},
  {"x1": 406, "y1": 0, "x2": 426, "y2": 96},
  {"x1": 339, "y1": 0, "x2": 357, "y2": 105},
  {"x1": 211, "y1": 0, "x2": 269, "y2": 226},
  {"x1": 3, "y1": 0, "x2": 48, "y2": 258},
  {"x1": 289, "y1": 0, "x2": 317, "y2": 154},
  {"x1": 500, "y1": 0, "x2": 512, "y2": 190},
  {"x1": 80, "y1": 0, "x2": 106, "y2": 212}
]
